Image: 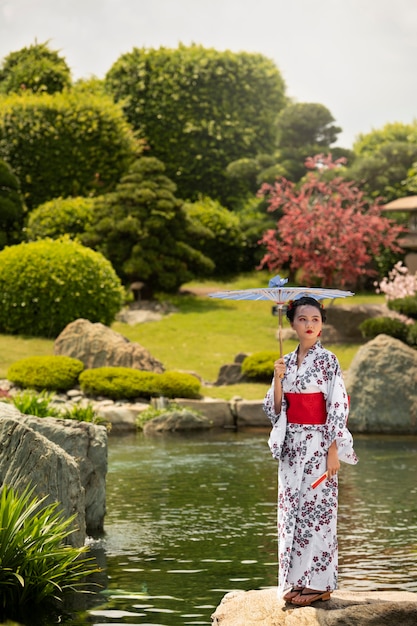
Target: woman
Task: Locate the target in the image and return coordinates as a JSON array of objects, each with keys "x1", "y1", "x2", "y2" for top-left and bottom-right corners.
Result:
[{"x1": 263, "y1": 296, "x2": 358, "y2": 606}]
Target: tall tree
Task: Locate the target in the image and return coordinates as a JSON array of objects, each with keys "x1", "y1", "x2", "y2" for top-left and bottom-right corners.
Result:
[
  {"x1": 0, "y1": 41, "x2": 71, "y2": 94},
  {"x1": 276, "y1": 102, "x2": 341, "y2": 148},
  {"x1": 105, "y1": 44, "x2": 287, "y2": 204},
  {"x1": 258, "y1": 154, "x2": 404, "y2": 289},
  {"x1": 347, "y1": 121, "x2": 417, "y2": 201},
  {"x1": 82, "y1": 157, "x2": 214, "y2": 295}
]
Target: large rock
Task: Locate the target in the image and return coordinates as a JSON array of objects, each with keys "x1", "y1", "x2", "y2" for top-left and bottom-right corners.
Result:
[
  {"x1": 345, "y1": 334, "x2": 417, "y2": 433},
  {"x1": 211, "y1": 588, "x2": 417, "y2": 626},
  {"x1": 143, "y1": 409, "x2": 212, "y2": 434},
  {"x1": 15, "y1": 412, "x2": 108, "y2": 531},
  {"x1": 54, "y1": 318, "x2": 164, "y2": 372},
  {"x1": 0, "y1": 411, "x2": 85, "y2": 547}
]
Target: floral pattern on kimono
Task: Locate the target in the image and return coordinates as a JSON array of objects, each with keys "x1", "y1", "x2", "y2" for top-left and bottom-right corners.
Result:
[{"x1": 263, "y1": 341, "x2": 358, "y2": 594}]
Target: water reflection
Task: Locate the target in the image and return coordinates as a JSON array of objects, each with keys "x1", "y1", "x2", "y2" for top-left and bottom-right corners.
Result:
[{"x1": 64, "y1": 431, "x2": 417, "y2": 625}]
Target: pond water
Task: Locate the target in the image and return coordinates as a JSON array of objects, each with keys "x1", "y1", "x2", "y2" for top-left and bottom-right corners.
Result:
[{"x1": 60, "y1": 430, "x2": 417, "y2": 624}]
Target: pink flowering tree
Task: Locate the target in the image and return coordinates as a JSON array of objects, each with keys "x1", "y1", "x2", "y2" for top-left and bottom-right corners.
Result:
[
  {"x1": 375, "y1": 261, "x2": 417, "y2": 300},
  {"x1": 258, "y1": 154, "x2": 404, "y2": 288}
]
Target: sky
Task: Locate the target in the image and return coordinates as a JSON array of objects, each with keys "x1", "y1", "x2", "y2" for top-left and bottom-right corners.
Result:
[{"x1": 0, "y1": 0, "x2": 417, "y2": 148}]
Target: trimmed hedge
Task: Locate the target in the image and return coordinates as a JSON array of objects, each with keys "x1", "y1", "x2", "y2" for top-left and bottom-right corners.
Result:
[
  {"x1": 241, "y1": 351, "x2": 279, "y2": 382},
  {"x1": 359, "y1": 317, "x2": 409, "y2": 342},
  {"x1": 7, "y1": 356, "x2": 84, "y2": 391},
  {"x1": 79, "y1": 367, "x2": 201, "y2": 400},
  {"x1": 0, "y1": 91, "x2": 136, "y2": 208},
  {"x1": 388, "y1": 295, "x2": 417, "y2": 319},
  {"x1": 0, "y1": 237, "x2": 124, "y2": 338},
  {"x1": 25, "y1": 196, "x2": 95, "y2": 241}
]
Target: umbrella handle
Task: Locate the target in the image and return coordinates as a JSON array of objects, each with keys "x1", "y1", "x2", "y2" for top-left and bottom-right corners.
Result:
[{"x1": 278, "y1": 307, "x2": 283, "y2": 360}]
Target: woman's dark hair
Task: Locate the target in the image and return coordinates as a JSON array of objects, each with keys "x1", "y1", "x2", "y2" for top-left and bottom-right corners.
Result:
[{"x1": 285, "y1": 296, "x2": 327, "y2": 323}]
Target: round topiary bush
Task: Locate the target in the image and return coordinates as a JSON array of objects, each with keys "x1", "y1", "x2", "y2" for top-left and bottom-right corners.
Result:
[
  {"x1": 155, "y1": 371, "x2": 201, "y2": 399},
  {"x1": 241, "y1": 351, "x2": 279, "y2": 382},
  {"x1": 359, "y1": 316, "x2": 409, "y2": 342},
  {"x1": 79, "y1": 367, "x2": 202, "y2": 400},
  {"x1": 0, "y1": 237, "x2": 124, "y2": 338},
  {"x1": 25, "y1": 196, "x2": 95, "y2": 241},
  {"x1": 79, "y1": 367, "x2": 159, "y2": 400},
  {"x1": 7, "y1": 356, "x2": 84, "y2": 391},
  {"x1": 388, "y1": 295, "x2": 417, "y2": 320}
]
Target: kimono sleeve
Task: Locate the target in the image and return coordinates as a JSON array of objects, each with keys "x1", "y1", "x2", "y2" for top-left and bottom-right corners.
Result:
[{"x1": 324, "y1": 353, "x2": 358, "y2": 465}]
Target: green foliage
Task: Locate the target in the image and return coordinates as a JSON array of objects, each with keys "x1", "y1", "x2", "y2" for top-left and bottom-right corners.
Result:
[
  {"x1": 184, "y1": 196, "x2": 245, "y2": 276},
  {"x1": 0, "y1": 484, "x2": 98, "y2": 617},
  {"x1": 241, "y1": 351, "x2": 279, "y2": 381},
  {"x1": 349, "y1": 122, "x2": 417, "y2": 201},
  {"x1": 79, "y1": 366, "x2": 201, "y2": 400},
  {"x1": 359, "y1": 316, "x2": 409, "y2": 342},
  {"x1": 9, "y1": 389, "x2": 60, "y2": 417},
  {"x1": 7, "y1": 355, "x2": 84, "y2": 391},
  {"x1": 82, "y1": 156, "x2": 214, "y2": 294},
  {"x1": 388, "y1": 295, "x2": 417, "y2": 319},
  {"x1": 79, "y1": 367, "x2": 158, "y2": 400},
  {"x1": 25, "y1": 196, "x2": 95, "y2": 241},
  {"x1": 277, "y1": 102, "x2": 341, "y2": 149},
  {"x1": 105, "y1": 44, "x2": 287, "y2": 204},
  {"x1": 406, "y1": 322, "x2": 417, "y2": 346},
  {"x1": 0, "y1": 159, "x2": 26, "y2": 248},
  {"x1": 0, "y1": 238, "x2": 124, "y2": 337},
  {"x1": 0, "y1": 91, "x2": 136, "y2": 208},
  {"x1": 0, "y1": 41, "x2": 71, "y2": 95},
  {"x1": 60, "y1": 402, "x2": 106, "y2": 425},
  {"x1": 156, "y1": 371, "x2": 201, "y2": 399}
]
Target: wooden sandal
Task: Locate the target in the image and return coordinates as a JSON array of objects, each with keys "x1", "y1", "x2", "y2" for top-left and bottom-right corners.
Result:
[
  {"x1": 290, "y1": 588, "x2": 331, "y2": 605},
  {"x1": 283, "y1": 587, "x2": 304, "y2": 602}
]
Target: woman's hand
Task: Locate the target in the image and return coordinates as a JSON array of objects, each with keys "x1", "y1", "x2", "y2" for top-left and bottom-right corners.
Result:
[
  {"x1": 274, "y1": 358, "x2": 286, "y2": 380},
  {"x1": 327, "y1": 441, "x2": 340, "y2": 477}
]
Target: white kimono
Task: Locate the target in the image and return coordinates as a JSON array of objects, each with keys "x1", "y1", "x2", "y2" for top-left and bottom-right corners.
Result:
[{"x1": 263, "y1": 341, "x2": 358, "y2": 594}]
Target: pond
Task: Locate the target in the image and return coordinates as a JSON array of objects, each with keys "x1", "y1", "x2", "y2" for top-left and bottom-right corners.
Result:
[{"x1": 55, "y1": 430, "x2": 417, "y2": 624}]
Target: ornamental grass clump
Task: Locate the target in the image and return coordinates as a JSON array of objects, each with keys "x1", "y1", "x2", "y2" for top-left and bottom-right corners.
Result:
[
  {"x1": 0, "y1": 485, "x2": 99, "y2": 619},
  {"x1": 7, "y1": 355, "x2": 84, "y2": 391}
]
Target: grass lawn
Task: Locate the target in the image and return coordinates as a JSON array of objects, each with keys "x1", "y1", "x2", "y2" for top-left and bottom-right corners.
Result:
[{"x1": 0, "y1": 272, "x2": 385, "y2": 401}]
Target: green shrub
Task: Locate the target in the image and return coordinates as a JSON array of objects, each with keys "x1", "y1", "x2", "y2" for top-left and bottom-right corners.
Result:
[
  {"x1": 0, "y1": 484, "x2": 98, "y2": 617},
  {"x1": 7, "y1": 356, "x2": 84, "y2": 391},
  {"x1": 388, "y1": 295, "x2": 417, "y2": 320},
  {"x1": 0, "y1": 91, "x2": 136, "y2": 209},
  {"x1": 79, "y1": 367, "x2": 201, "y2": 400},
  {"x1": 155, "y1": 371, "x2": 201, "y2": 399},
  {"x1": 9, "y1": 389, "x2": 60, "y2": 417},
  {"x1": 359, "y1": 316, "x2": 409, "y2": 342},
  {"x1": 406, "y1": 322, "x2": 417, "y2": 346},
  {"x1": 25, "y1": 196, "x2": 95, "y2": 241},
  {"x1": 0, "y1": 238, "x2": 124, "y2": 337},
  {"x1": 79, "y1": 367, "x2": 158, "y2": 400},
  {"x1": 241, "y1": 351, "x2": 279, "y2": 382},
  {"x1": 184, "y1": 196, "x2": 245, "y2": 277}
]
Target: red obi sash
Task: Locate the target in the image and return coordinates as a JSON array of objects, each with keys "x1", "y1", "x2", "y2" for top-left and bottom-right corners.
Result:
[{"x1": 285, "y1": 392, "x2": 327, "y2": 425}]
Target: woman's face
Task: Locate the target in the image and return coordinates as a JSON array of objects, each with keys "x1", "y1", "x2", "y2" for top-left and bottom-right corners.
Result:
[{"x1": 291, "y1": 304, "x2": 323, "y2": 341}]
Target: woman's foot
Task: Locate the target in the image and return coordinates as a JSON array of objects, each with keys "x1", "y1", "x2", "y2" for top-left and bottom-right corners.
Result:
[
  {"x1": 283, "y1": 586, "x2": 304, "y2": 602},
  {"x1": 290, "y1": 588, "x2": 331, "y2": 605}
]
